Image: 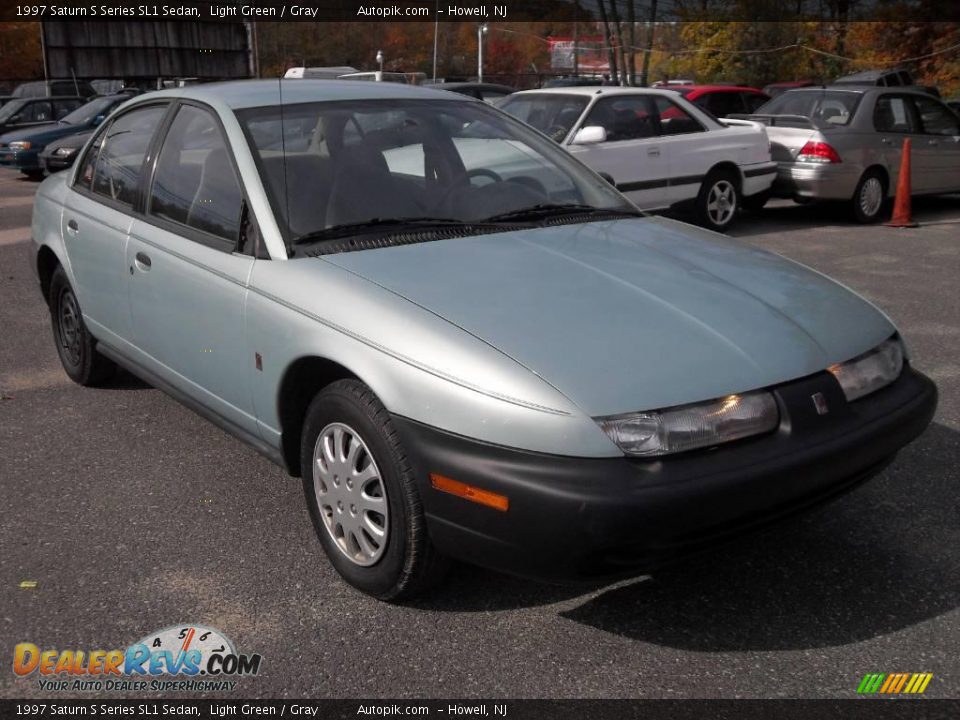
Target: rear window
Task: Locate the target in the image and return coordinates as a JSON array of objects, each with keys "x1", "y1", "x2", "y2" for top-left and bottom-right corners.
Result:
[{"x1": 755, "y1": 90, "x2": 861, "y2": 128}]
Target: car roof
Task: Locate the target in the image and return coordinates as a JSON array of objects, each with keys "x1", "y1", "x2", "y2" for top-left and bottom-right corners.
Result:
[
  {"x1": 677, "y1": 85, "x2": 765, "y2": 94},
  {"x1": 130, "y1": 79, "x2": 474, "y2": 110},
  {"x1": 513, "y1": 87, "x2": 688, "y2": 98},
  {"x1": 782, "y1": 85, "x2": 932, "y2": 97}
]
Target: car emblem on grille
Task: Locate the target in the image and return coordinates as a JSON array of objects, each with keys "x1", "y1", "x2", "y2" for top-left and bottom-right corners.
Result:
[{"x1": 812, "y1": 392, "x2": 829, "y2": 415}]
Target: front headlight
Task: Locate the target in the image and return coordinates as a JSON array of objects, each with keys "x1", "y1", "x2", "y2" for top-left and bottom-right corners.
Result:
[
  {"x1": 54, "y1": 147, "x2": 75, "y2": 157},
  {"x1": 9, "y1": 141, "x2": 31, "y2": 150},
  {"x1": 596, "y1": 390, "x2": 780, "y2": 457},
  {"x1": 828, "y1": 337, "x2": 904, "y2": 402}
]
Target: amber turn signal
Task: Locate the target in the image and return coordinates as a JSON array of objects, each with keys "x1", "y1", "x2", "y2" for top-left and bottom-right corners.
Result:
[{"x1": 430, "y1": 473, "x2": 509, "y2": 512}]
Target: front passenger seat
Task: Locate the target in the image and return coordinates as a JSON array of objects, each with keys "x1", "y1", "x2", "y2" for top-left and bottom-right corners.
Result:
[{"x1": 324, "y1": 148, "x2": 420, "y2": 228}]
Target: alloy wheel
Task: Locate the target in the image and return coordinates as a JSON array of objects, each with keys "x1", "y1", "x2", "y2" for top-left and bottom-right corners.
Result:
[{"x1": 707, "y1": 179, "x2": 737, "y2": 227}]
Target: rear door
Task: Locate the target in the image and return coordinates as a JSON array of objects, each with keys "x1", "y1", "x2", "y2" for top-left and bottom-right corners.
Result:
[
  {"x1": 566, "y1": 94, "x2": 672, "y2": 209},
  {"x1": 909, "y1": 94, "x2": 960, "y2": 192},
  {"x1": 127, "y1": 102, "x2": 258, "y2": 434},
  {"x1": 62, "y1": 103, "x2": 169, "y2": 347}
]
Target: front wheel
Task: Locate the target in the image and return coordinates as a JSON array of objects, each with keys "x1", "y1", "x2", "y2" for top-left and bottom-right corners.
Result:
[
  {"x1": 48, "y1": 266, "x2": 116, "y2": 386},
  {"x1": 851, "y1": 170, "x2": 887, "y2": 223},
  {"x1": 695, "y1": 170, "x2": 740, "y2": 232},
  {"x1": 300, "y1": 379, "x2": 448, "y2": 601}
]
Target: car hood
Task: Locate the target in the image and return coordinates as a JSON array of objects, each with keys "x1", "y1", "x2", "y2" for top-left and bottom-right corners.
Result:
[
  {"x1": 0, "y1": 123, "x2": 73, "y2": 145},
  {"x1": 324, "y1": 217, "x2": 895, "y2": 416}
]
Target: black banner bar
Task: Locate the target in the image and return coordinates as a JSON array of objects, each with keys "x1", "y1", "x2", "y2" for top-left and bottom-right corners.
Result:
[
  {"x1": 1, "y1": 699, "x2": 959, "y2": 719},
  {"x1": 3, "y1": 1, "x2": 960, "y2": 22}
]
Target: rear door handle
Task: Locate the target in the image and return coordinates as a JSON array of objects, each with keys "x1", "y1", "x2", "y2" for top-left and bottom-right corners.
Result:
[
  {"x1": 66, "y1": 219, "x2": 79, "y2": 233},
  {"x1": 134, "y1": 252, "x2": 152, "y2": 270},
  {"x1": 647, "y1": 147, "x2": 661, "y2": 156}
]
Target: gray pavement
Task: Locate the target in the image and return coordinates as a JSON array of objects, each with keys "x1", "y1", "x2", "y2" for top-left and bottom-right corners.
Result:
[{"x1": 1, "y1": 168, "x2": 958, "y2": 700}]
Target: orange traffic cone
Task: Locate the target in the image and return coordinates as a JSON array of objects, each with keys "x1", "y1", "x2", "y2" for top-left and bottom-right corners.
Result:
[{"x1": 886, "y1": 137, "x2": 917, "y2": 228}]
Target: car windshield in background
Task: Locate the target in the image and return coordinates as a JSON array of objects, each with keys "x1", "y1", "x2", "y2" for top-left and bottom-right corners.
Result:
[
  {"x1": 498, "y1": 93, "x2": 590, "y2": 141},
  {"x1": 60, "y1": 96, "x2": 117, "y2": 125},
  {"x1": 238, "y1": 98, "x2": 636, "y2": 253},
  {"x1": 755, "y1": 90, "x2": 861, "y2": 128}
]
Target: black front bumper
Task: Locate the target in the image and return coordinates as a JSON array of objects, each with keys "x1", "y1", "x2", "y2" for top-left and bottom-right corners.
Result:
[{"x1": 393, "y1": 366, "x2": 937, "y2": 583}]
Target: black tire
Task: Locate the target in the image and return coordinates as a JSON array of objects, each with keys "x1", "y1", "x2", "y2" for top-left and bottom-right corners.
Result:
[
  {"x1": 851, "y1": 169, "x2": 887, "y2": 224},
  {"x1": 695, "y1": 169, "x2": 740, "y2": 232},
  {"x1": 48, "y1": 266, "x2": 116, "y2": 386},
  {"x1": 300, "y1": 379, "x2": 448, "y2": 601},
  {"x1": 741, "y1": 190, "x2": 770, "y2": 213}
]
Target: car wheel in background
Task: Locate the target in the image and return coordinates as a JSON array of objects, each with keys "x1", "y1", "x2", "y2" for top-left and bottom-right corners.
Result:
[
  {"x1": 852, "y1": 169, "x2": 887, "y2": 223},
  {"x1": 48, "y1": 266, "x2": 116, "y2": 386},
  {"x1": 696, "y1": 169, "x2": 740, "y2": 232},
  {"x1": 300, "y1": 379, "x2": 448, "y2": 601}
]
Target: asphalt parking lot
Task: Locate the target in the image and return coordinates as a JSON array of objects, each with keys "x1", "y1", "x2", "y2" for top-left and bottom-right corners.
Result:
[{"x1": 1, "y1": 167, "x2": 958, "y2": 700}]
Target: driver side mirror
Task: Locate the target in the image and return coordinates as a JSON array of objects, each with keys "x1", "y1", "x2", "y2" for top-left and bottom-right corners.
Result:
[{"x1": 571, "y1": 126, "x2": 607, "y2": 145}]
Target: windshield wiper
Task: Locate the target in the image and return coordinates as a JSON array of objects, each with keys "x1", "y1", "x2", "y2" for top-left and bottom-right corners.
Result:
[
  {"x1": 481, "y1": 204, "x2": 640, "y2": 223},
  {"x1": 291, "y1": 217, "x2": 480, "y2": 246}
]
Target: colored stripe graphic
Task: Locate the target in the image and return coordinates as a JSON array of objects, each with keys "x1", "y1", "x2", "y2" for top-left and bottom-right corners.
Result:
[{"x1": 858, "y1": 673, "x2": 932, "y2": 694}]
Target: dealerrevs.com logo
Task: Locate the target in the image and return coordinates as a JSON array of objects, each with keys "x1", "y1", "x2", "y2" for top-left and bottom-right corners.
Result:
[{"x1": 13, "y1": 624, "x2": 262, "y2": 692}]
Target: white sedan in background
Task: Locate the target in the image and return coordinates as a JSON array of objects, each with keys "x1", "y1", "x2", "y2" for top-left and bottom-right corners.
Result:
[{"x1": 500, "y1": 87, "x2": 777, "y2": 231}]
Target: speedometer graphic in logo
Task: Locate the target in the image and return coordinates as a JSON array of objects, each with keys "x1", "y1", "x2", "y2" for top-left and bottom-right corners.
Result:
[{"x1": 135, "y1": 624, "x2": 235, "y2": 671}]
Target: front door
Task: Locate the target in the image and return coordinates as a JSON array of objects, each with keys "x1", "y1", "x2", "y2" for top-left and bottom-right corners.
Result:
[
  {"x1": 126, "y1": 103, "x2": 258, "y2": 435},
  {"x1": 566, "y1": 95, "x2": 672, "y2": 210}
]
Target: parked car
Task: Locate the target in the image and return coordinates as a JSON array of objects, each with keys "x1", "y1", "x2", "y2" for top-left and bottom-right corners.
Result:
[
  {"x1": 671, "y1": 84, "x2": 770, "y2": 117},
  {"x1": 946, "y1": 97, "x2": 960, "y2": 115},
  {"x1": 436, "y1": 82, "x2": 515, "y2": 104},
  {"x1": 31, "y1": 80, "x2": 937, "y2": 599},
  {"x1": 13, "y1": 79, "x2": 97, "y2": 99},
  {"x1": 0, "y1": 97, "x2": 85, "y2": 137},
  {"x1": 38, "y1": 129, "x2": 93, "y2": 174},
  {"x1": 0, "y1": 94, "x2": 133, "y2": 178},
  {"x1": 500, "y1": 87, "x2": 777, "y2": 230},
  {"x1": 834, "y1": 68, "x2": 914, "y2": 88},
  {"x1": 743, "y1": 86, "x2": 960, "y2": 222},
  {"x1": 0, "y1": 96, "x2": 13, "y2": 108},
  {"x1": 651, "y1": 79, "x2": 694, "y2": 87},
  {"x1": 762, "y1": 81, "x2": 816, "y2": 98}
]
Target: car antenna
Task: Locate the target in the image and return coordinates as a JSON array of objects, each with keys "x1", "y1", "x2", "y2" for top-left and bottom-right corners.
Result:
[{"x1": 278, "y1": 75, "x2": 291, "y2": 254}]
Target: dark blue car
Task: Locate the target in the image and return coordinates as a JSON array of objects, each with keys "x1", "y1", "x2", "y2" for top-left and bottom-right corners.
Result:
[{"x1": 0, "y1": 95, "x2": 131, "y2": 178}]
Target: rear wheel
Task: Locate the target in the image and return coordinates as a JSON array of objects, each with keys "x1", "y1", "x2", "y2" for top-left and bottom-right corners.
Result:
[
  {"x1": 695, "y1": 170, "x2": 740, "y2": 232},
  {"x1": 48, "y1": 266, "x2": 116, "y2": 386},
  {"x1": 300, "y1": 379, "x2": 448, "y2": 601},
  {"x1": 852, "y1": 169, "x2": 887, "y2": 223}
]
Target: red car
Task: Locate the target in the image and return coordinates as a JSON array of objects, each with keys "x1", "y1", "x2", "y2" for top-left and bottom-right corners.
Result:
[{"x1": 672, "y1": 85, "x2": 771, "y2": 118}]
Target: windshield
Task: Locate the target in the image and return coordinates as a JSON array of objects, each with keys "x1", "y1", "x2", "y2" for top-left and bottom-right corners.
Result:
[
  {"x1": 754, "y1": 90, "x2": 861, "y2": 127},
  {"x1": 61, "y1": 96, "x2": 117, "y2": 126},
  {"x1": 237, "y1": 98, "x2": 635, "y2": 251},
  {"x1": 498, "y1": 93, "x2": 590, "y2": 141},
  {"x1": 0, "y1": 99, "x2": 27, "y2": 123}
]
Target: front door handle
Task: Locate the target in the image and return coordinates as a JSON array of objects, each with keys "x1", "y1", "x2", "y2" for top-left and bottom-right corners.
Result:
[
  {"x1": 134, "y1": 252, "x2": 152, "y2": 270},
  {"x1": 66, "y1": 219, "x2": 79, "y2": 233}
]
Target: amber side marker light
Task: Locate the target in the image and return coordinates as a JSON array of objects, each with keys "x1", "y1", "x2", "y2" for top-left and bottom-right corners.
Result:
[{"x1": 430, "y1": 473, "x2": 509, "y2": 512}]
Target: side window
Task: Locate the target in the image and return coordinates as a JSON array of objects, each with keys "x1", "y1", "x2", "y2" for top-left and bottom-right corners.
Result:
[
  {"x1": 653, "y1": 97, "x2": 705, "y2": 135},
  {"x1": 584, "y1": 96, "x2": 658, "y2": 142},
  {"x1": 911, "y1": 95, "x2": 960, "y2": 136},
  {"x1": 91, "y1": 105, "x2": 166, "y2": 206},
  {"x1": 149, "y1": 105, "x2": 243, "y2": 245},
  {"x1": 21, "y1": 101, "x2": 52, "y2": 123},
  {"x1": 74, "y1": 125, "x2": 110, "y2": 190},
  {"x1": 873, "y1": 96, "x2": 914, "y2": 133},
  {"x1": 743, "y1": 93, "x2": 768, "y2": 113}
]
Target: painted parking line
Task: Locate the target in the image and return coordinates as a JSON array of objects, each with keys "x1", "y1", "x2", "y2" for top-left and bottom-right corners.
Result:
[
  {"x1": 0, "y1": 226, "x2": 30, "y2": 246},
  {"x1": 0, "y1": 196, "x2": 35, "y2": 210}
]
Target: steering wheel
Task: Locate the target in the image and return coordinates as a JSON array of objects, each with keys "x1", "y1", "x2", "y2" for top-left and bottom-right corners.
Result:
[{"x1": 433, "y1": 168, "x2": 504, "y2": 215}]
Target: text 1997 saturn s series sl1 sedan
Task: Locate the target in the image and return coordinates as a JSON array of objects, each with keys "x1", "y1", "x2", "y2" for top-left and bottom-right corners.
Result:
[{"x1": 31, "y1": 80, "x2": 937, "y2": 600}]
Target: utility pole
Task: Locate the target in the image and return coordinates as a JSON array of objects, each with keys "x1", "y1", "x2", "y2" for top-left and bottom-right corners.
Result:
[
  {"x1": 432, "y1": 0, "x2": 439, "y2": 81},
  {"x1": 477, "y1": 23, "x2": 488, "y2": 82}
]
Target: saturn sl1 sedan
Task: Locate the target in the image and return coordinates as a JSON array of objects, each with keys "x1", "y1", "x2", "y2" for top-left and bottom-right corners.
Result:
[{"x1": 31, "y1": 80, "x2": 937, "y2": 600}]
